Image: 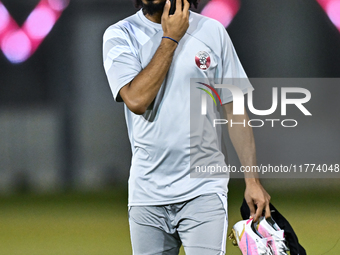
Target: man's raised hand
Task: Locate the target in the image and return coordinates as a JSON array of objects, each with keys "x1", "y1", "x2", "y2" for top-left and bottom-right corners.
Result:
[{"x1": 162, "y1": 0, "x2": 190, "y2": 42}]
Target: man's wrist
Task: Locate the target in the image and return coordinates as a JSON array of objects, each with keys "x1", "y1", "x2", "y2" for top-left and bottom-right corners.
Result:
[
  {"x1": 244, "y1": 174, "x2": 260, "y2": 185},
  {"x1": 161, "y1": 36, "x2": 178, "y2": 50},
  {"x1": 162, "y1": 36, "x2": 178, "y2": 44}
]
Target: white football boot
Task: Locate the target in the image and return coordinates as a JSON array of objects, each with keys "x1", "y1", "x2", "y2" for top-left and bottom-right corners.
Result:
[
  {"x1": 229, "y1": 219, "x2": 273, "y2": 255},
  {"x1": 256, "y1": 217, "x2": 289, "y2": 255}
]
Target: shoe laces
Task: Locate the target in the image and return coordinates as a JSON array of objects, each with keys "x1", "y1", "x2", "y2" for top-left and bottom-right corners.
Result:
[
  {"x1": 258, "y1": 243, "x2": 274, "y2": 255},
  {"x1": 273, "y1": 237, "x2": 289, "y2": 255}
]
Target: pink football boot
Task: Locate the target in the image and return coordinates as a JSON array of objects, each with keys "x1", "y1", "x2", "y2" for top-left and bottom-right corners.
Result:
[
  {"x1": 256, "y1": 217, "x2": 289, "y2": 255},
  {"x1": 229, "y1": 219, "x2": 273, "y2": 255}
]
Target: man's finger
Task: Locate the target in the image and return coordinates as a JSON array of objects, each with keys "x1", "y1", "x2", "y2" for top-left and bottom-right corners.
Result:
[
  {"x1": 176, "y1": 0, "x2": 182, "y2": 13},
  {"x1": 162, "y1": 0, "x2": 170, "y2": 19},
  {"x1": 264, "y1": 202, "x2": 271, "y2": 218},
  {"x1": 183, "y1": 0, "x2": 190, "y2": 14},
  {"x1": 254, "y1": 201, "x2": 265, "y2": 222},
  {"x1": 247, "y1": 200, "x2": 256, "y2": 219}
]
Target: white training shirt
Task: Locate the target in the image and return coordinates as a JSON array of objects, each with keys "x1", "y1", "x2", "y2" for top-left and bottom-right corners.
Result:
[{"x1": 103, "y1": 9, "x2": 253, "y2": 206}]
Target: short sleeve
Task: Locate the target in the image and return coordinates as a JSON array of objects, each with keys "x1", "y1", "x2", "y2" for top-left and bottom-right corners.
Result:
[
  {"x1": 103, "y1": 26, "x2": 142, "y2": 102},
  {"x1": 217, "y1": 24, "x2": 253, "y2": 104}
]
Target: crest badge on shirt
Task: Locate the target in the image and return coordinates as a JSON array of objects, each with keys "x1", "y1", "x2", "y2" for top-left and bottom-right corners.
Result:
[{"x1": 195, "y1": 51, "x2": 211, "y2": 70}]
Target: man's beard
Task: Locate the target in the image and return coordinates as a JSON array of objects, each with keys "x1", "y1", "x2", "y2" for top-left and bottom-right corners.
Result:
[{"x1": 142, "y1": 1, "x2": 167, "y2": 16}]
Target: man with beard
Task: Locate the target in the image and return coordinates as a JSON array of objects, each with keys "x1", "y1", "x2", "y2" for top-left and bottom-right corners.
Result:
[{"x1": 103, "y1": 0, "x2": 271, "y2": 254}]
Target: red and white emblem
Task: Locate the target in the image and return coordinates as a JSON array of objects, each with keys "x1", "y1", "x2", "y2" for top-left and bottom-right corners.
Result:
[{"x1": 195, "y1": 51, "x2": 211, "y2": 70}]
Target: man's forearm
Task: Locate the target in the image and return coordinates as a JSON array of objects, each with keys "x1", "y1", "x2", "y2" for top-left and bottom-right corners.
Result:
[
  {"x1": 119, "y1": 0, "x2": 190, "y2": 114},
  {"x1": 223, "y1": 103, "x2": 259, "y2": 180},
  {"x1": 120, "y1": 38, "x2": 178, "y2": 114},
  {"x1": 224, "y1": 102, "x2": 271, "y2": 220}
]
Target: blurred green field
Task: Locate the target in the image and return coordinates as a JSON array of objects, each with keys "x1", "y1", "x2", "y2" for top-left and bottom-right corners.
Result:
[{"x1": 0, "y1": 180, "x2": 339, "y2": 255}]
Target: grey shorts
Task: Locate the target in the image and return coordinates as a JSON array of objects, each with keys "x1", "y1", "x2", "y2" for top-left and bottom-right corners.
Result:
[{"x1": 128, "y1": 193, "x2": 228, "y2": 255}]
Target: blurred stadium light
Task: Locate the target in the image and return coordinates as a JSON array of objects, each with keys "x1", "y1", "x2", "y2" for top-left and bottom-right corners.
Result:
[
  {"x1": 201, "y1": 0, "x2": 240, "y2": 27},
  {"x1": 0, "y1": 0, "x2": 69, "y2": 63},
  {"x1": 317, "y1": 0, "x2": 340, "y2": 32}
]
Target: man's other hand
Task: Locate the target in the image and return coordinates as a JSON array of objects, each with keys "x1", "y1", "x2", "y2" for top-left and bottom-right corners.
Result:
[{"x1": 244, "y1": 179, "x2": 271, "y2": 222}]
